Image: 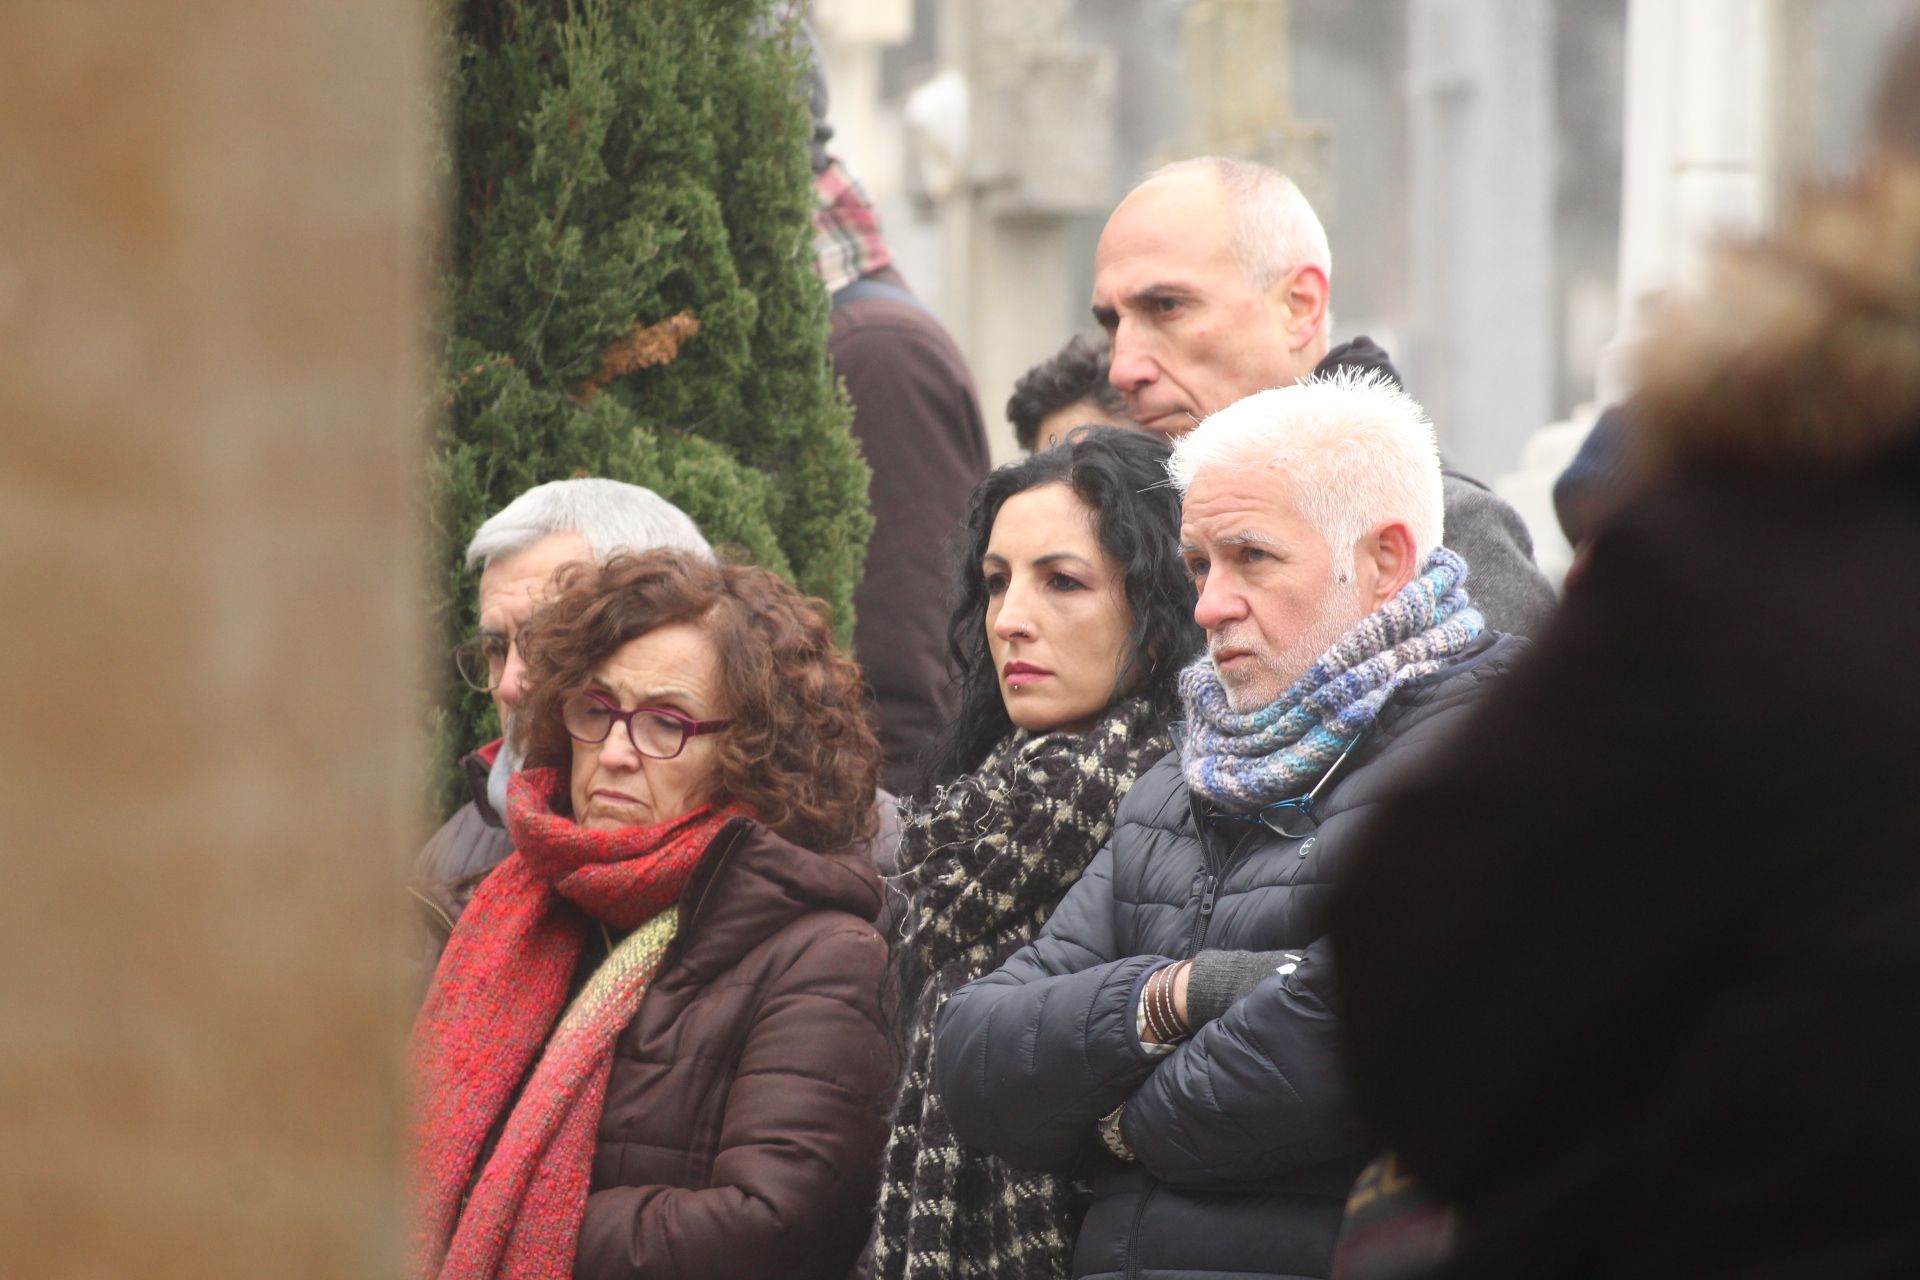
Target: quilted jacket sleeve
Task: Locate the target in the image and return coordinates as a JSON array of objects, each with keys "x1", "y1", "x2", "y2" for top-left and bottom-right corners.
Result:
[
  {"x1": 933, "y1": 845, "x2": 1170, "y2": 1175},
  {"x1": 573, "y1": 923, "x2": 895, "y2": 1280},
  {"x1": 1119, "y1": 935, "x2": 1363, "y2": 1184}
]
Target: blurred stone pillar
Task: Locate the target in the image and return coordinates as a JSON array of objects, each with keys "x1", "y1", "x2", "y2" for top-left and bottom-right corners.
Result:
[
  {"x1": 942, "y1": 0, "x2": 1116, "y2": 461},
  {"x1": 813, "y1": 0, "x2": 917, "y2": 280},
  {"x1": 1405, "y1": 0, "x2": 1556, "y2": 482},
  {"x1": 0, "y1": 2, "x2": 433, "y2": 1276},
  {"x1": 1498, "y1": 0, "x2": 1782, "y2": 588},
  {"x1": 1180, "y1": 0, "x2": 1332, "y2": 211},
  {"x1": 1601, "y1": 0, "x2": 1779, "y2": 400}
]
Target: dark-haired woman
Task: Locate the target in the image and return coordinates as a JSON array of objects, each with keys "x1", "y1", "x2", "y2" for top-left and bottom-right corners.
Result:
[
  {"x1": 411, "y1": 551, "x2": 894, "y2": 1280},
  {"x1": 873, "y1": 427, "x2": 1201, "y2": 1280}
]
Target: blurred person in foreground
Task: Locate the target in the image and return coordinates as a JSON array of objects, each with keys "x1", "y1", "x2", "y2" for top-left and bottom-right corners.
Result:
[
  {"x1": 413, "y1": 478, "x2": 711, "y2": 982},
  {"x1": 1329, "y1": 27, "x2": 1920, "y2": 1277},
  {"x1": 412, "y1": 552, "x2": 894, "y2": 1280},
  {"x1": 1091, "y1": 156, "x2": 1558, "y2": 638},
  {"x1": 1006, "y1": 334, "x2": 1134, "y2": 452},
  {"x1": 934, "y1": 372, "x2": 1523, "y2": 1280},
  {"x1": 874, "y1": 428, "x2": 1201, "y2": 1280}
]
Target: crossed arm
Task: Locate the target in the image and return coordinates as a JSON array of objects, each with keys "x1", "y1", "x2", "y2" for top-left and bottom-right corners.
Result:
[{"x1": 934, "y1": 848, "x2": 1360, "y2": 1185}]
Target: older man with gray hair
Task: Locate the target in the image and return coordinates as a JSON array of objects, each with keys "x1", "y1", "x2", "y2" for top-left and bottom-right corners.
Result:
[
  {"x1": 413, "y1": 478, "x2": 711, "y2": 976},
  {"x1": 935, "y1": 370, "x2": 1523, "y2": 1280}
]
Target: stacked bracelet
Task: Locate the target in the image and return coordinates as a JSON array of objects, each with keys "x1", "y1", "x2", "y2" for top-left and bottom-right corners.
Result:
[{"x1": 1142, "y1": 961, "x2": 1191, "y2": 1044}]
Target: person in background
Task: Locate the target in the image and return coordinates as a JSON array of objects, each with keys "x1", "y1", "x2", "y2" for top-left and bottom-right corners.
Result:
[
  {"x1": 1006, "y1": 333, "x2": 1134, "y2": 452},
  {"x1": 1328, "y1": 28, "x2": 1920, "y2": 1277},
  {"x1": 875, "y1": 428, "x2": 1201, "y2": 1280},
  {"x1": 801, "y1": 25, "x2": 993, "y2": 792},
  {"x1": 1550, "y1": 403, "x2": 1635, "y2": 590},
  {"x1": 413, "y1": 478, "x2": 711, "y2": 980},
  {"x1": 1091, "y1": 155, "x2": 1558, "y2": 638},
  {"x1": 934, "y1": 372, "x2": 1523, "y2": 1280},
  {"x1": 413, "y1": 551, "x2": 894, "y2": 1280}
]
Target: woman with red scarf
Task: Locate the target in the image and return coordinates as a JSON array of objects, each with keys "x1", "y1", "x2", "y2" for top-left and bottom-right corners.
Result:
[{"x1": 412, "y1": 550, "x2": 894, "y2": 1280}]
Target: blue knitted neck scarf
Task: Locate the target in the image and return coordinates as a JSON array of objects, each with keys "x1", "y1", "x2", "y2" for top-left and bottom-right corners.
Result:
[{"x1": 1178, "y1": 547, "x2": 1485, "y2": 813}]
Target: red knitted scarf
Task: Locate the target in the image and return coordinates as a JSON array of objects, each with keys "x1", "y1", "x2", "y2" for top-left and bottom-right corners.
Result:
[{"x1": 411, "y1": 768, "x2": 746, "y2": 1279}]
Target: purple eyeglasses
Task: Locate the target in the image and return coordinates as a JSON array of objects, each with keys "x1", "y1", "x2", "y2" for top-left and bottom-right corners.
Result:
[{"x1": 561, "y1": 690, "x2": 732, "y2": 760}]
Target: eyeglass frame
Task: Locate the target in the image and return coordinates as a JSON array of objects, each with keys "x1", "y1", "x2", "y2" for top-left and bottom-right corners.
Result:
[
  {"x1": 562, "y1": 689, "x2": 733, "y2": 761},
  {"x1": 1220, "y1": 729, "x2": 1371, "y2": 840},
  {"x1": 451, "y1": 631, "x2": 518, "y2": 694}
]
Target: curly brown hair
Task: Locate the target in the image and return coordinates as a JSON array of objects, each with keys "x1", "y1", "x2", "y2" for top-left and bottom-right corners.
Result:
[{"x1": 514, "y1": 550, "x2": 880, "y2": 851}]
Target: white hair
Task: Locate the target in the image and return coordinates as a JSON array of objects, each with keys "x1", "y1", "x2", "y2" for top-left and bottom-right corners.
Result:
[
  {"x1": 1142, "y1": 156, "x2": 1331, "y2": 292},
  {"x1": 465, "y1": 478, "x2": 712, "y2": 570},
  {"x1": 1167, "y1": 368, "x2": 1444, "y2": 564}
]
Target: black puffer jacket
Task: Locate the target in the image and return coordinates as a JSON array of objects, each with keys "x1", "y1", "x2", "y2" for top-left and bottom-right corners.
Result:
[{"x1": 934, "y1": 634, "x2": 1521, "y2": 1280}]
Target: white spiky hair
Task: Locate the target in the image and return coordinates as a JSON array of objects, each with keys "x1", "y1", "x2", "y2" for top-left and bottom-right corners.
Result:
[{"x1": 1166, "y1": 367, "x2": 1444, "y2": 562}]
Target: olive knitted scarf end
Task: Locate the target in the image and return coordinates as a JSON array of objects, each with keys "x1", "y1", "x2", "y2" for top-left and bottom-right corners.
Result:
[{"x1": 411, "y1": 772, "x2": 748, "y2": 1280}]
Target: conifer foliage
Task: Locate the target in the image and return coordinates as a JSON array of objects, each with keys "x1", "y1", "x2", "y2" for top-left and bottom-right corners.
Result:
[{"x1": 427, "y1": 0, "x2": 869, "y2": 815}]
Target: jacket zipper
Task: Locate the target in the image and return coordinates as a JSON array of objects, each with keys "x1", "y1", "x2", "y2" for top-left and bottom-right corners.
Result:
[
  {"x1": 408, "y1": 883, "x2": 456, "y2": 937},
  {"x1": 1183, "y1": 803, "x2": 1256, "y2": 957},
  {"x1": 656, "y1": 819, "x2": 749, "y2": 971},
  {"x1": 1123, "y1": 1180, "x2": 1157, "y2": 1280},
  {"x1": 1124, "y1": 800, "x2": 1279, "y2": 1276},
  {"x1": 1195, "y1": 874, "x2": 1219, "y2": 946}
]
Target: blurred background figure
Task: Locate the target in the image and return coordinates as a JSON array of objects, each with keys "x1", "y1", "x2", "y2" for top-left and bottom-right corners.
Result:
[
  {"x1": 1005, "y1": 334, "x2": 1133, "y2": 452},
  {"x1": 804, "y1": 23, "x2": 993, "y2": 793},
  {"x1": 413, "y1": 552, "x2": 894, "y2": 1280},
  {"x1": 413, "y1": 479, "x2": 711, "y2": 986},
  {"x1": 1549, "y1": 402, "x2": 1635, "y2": 589},
  {"x1": 876, "y1": 428, "x2": 1199, "y2": 1280},
  {"x1": 1331, "y1": 20, "x2": 1920, "y2": 1277}
]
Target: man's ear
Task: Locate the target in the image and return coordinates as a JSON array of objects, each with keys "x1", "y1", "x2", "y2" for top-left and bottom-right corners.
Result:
[
  {"x1": 1275, "y1": 264, "x2": 1329, "y2": 354},
  {"x1": 1355, "y1": 521, "x2": 1418, "y2": 611}
]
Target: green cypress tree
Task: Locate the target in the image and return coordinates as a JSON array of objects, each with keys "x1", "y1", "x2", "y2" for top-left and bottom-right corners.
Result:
[{"x1": 426, "y1": 0, "x2": 870, "y2": 816}]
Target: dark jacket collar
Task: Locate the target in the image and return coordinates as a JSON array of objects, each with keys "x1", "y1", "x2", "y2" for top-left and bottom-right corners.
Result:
[
  {"x1": 462, "y1": 738, "x2": 506, "y2": 828},
  {"x1": 1315, "y1": 335, "x2": 1405, "y2": 388},
  {"x1": 666, "y1": 818, "x2": 884, "y2": 982}
]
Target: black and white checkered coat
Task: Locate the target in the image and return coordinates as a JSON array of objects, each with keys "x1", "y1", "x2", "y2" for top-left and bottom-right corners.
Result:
[{"x1": 873, "y1": 698, "x2": 1171, "y2": 1280}]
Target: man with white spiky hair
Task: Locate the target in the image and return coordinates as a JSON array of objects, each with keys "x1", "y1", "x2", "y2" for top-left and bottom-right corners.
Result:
[
  {"x1": 1169, "y1": 368, "x2": 1447, "y2": 717},
  {"x1": 935, "y1": 370, "x2": 1524, "y2": 1280}
]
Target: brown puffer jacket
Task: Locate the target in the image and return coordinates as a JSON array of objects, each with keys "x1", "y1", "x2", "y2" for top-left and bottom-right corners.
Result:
[{"x1": 574, "y1": 815, "x2": 896, "y2": 1280}]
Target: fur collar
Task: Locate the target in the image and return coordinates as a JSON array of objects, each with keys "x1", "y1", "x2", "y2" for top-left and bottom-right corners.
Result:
[{"x1": 1635, "y1": 163, "x2": 1920, "y2": 473}]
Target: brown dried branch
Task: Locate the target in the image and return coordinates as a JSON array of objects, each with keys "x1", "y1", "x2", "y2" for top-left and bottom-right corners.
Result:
[
  {"x1": 441, "y1": 354, "x2": 517, "y2": 409},
  {"x1": 575, "y1": 311, "x2": 701, "y2": 403}
]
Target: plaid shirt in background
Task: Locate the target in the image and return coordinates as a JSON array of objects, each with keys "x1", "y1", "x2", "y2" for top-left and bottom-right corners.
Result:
[{"x1": 813, "y1": 157, "x2": 895, "y2": 294}]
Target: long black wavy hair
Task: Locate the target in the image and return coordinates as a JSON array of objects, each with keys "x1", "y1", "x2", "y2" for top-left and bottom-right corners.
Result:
[{"x1": 918, "y1": 426, "x2": 1201, "y2": 789}]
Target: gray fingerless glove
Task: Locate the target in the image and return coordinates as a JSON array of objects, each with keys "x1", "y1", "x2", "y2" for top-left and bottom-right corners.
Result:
[{"x1": 1185, "y1": 949, "x2": 1302, "y2": 1027}]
